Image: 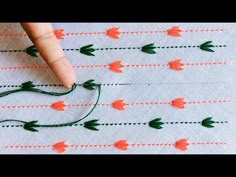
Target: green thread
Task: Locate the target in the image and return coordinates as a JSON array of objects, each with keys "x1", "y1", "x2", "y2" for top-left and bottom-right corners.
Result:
[
  {"x1": 0, "y1": 81, "x2": 77, "y2": 98},
  {"x1": 0, "y1": 84, "x2": 101, "y2": 132},
  {"x1": 0, "y1": 80, "x2": 101, "y2": 88}
]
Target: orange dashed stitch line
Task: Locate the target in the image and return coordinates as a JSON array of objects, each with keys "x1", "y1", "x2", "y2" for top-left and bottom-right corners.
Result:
[
  {"x1": 65, "y1": 32, "x2": 106, "y2": 36},
  {"x1": 0, "y1": 98, "x2": 230, "y2": 111},
  {"x1": 186, "y1": 100, "x2": 231, "y2": 104},
  {"x1": 183, "y1": 29, "x2": 226, "y2": 33},
  {"x1": 5, "y1": 139, "x2": 227, "y2": 153},
  {"x1": 0, "y1": 105, "x2": 49, "y2": 109},
  {"x1": 0, "y1": 60, "x2": 231, "y2": 72},
  {"x1": 0, "y1": 66, "x2": 50, "y2": 70},
  {"x1": 112, "y1": 98, "x2": 231, "y2": 110},
  {"x1": 0, "y1": 33, "x2": 28, "y2": 37},
  {"x1": 0, "y1": 27, "x2": 226, "y2": 40},
  {"x1": 190, "y1": 142, "x2": 227, "y2": 145}
]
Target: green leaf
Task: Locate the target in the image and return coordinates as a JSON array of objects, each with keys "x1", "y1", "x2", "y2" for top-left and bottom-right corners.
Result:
[
  {"x1": 141, "y1": 43, "x2": 156, "y2": 54},
  {"x1": 25, "y1": 45, "x2": 38, "y2": 57},
  {"x1": 149, "y1": 118, "x2": 164, "y2": 129},
  {"x1": 82, "y1": 80, "x2": 97, "y2": 90},
  {"x1": 199, "y1": 41, "x2": 215, "y2": 52},
  {"x1": 201, "y1": 117, "x2": 215, "y2": 128},
  {"x1": 23, "y1": 121, "x2": 38, "y2": 132},
  {"x1": 83, "y1": 119, "x2": 100, "y2": 131},
  {"x1": 21, "y1": 81, "x2": 36, "y2": 89},
  {"x1": 80, "y1": 44, "x2": 95, "y2": 56}
]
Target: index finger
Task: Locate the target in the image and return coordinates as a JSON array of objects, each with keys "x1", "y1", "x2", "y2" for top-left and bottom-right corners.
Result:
[{"x1": 21, "y1": 23, "x2": 77, "y2": 88}]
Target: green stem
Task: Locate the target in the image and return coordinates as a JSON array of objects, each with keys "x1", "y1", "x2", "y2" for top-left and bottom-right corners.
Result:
[
  {"x1": 0, "y1": 119, "x2": 26, "y2": 124},
  {"x1": 0, "y1": 83, "x2": 77, "y2": 98},
  {"x1": 0, "y1": 81, "x2": 101, "y2": 132},
  {"x1": 0, "y1": 89, "x2": 23, "y2": 97}
]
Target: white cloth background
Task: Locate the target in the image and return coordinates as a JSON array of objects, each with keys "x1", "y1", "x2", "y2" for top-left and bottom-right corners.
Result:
[{"x1": 0, "y1": 23, "x2": 235, "y2": 154}]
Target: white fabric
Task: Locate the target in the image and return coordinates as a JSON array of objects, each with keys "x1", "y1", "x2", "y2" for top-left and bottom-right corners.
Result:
[{"x1": 0, "y1": 23, "x2": 235, "y2": 154}]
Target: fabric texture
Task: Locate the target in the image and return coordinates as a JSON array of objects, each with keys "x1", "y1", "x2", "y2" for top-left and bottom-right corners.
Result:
[{"x1": 0, "y1": 23, "x2": 235, "y2": 154}]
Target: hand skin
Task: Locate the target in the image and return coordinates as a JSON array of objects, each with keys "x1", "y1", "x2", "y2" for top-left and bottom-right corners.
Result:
[{"x1": 21, "y1": 23, "x2": 77, "y2": 89}]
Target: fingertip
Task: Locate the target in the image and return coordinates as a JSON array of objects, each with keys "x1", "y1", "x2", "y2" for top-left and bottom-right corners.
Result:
[
  {"x1": 49, "y1": 57, "x2": 77, "y2": 89},
  {"x1": 63, "y1": 74, "x2": 77, "y2": 89}
]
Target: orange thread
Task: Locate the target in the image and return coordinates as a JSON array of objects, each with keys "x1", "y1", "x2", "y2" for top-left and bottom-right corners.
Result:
[
  {"x1": 52, "y1": 141, "x2": 69, "y2": 153},
  {"x1": 171, "y1": 98, "x2": 186, "y2": 109},
  {"x1": 184, "y1": 61, "x2": 230, "y2": 66},
  {"x1": 114, "y1": 140, "x2": 129, "y2": 151},
  {"x1": 112, "y1": 100, "x2": 126, "y2": 110},
  {"x1": 0, "y1": 66, "x2": 49, "y2": 70},
  {"x1": 106, "y1": 27, "x2": 121, "y2": 39},
  {"x1": 186, "y1": 100, "x2": 231, "y2": 104},
  {"x1": 5, "y1": 145, "x2": 51, "y2": 148},
  {"x1": 0, "y1": 105, "x2": 49, "y2": 109},
  {"x1": 0, "y1": 33, "x2": 28, "y2": 37},
  {"x1": 109, "y1": 60, "x2": 124, "y2": 73},
  {"x1": 121, "y1": 30, "x2": 166, "y2": 34},
  {"x1": 64, "y1": 32, "x2": 105, "y2": 36},
  {"x1": 183, "y1": 28, "x2": 226, "y2": 33},
  {"x1": 167, "y1": 26, "x2": 183, "y2": 37},
  {"x1": 125, "y1": 64, "x2": 167, "y2": 67},
  {"x1": 51, "y1": 101, "x2": 66, "y2": 111},
  {"x1": 175, "y1": 139, "x2": 189, "y2": 151},
  {"x1": 190, "y1": 142, "x2": 227, "y2": 145},
  {"x1": 130, "y1": 143, "x2": 173, "y2": 147},
  {"x1": 73, "y1": 64, "x2": 108, "y2": 69},
  {"x1": 0, "y1": 29, "x2": 64, "y2": 39}
]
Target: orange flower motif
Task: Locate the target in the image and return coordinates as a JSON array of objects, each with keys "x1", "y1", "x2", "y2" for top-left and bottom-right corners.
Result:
[
  {"x1": 53, "y1": 141, "x2": 69, "y2": 153},
  {"x1": 106, "y1": 27, "x2": 121, "y2": 39},
  {"x1": 175, "y1": 139, "x2": 189, "y2": 151},
  {"x1": 51, "y1": 101, "x2": 66, "y2": 111},
  {"x1": 171, "y1": 98, "x2": 186, "y2": 109},
  {"x1": 114, "y1": 140, "x2": 129, "y2": 151},
  {"x1": 112, "y1": 100, "x2": 126, "y2": 110},
  {"x1": 167, "y1": 26, "x2": 183, "y2": 37},
  {"x1": 54, "y1": 29, "x2": 65, "y2": 40},
  {"x1": 168, "y1": 59, "x2": 184, "y2": 71},
  {"x1": 109, "y1": 60, "x2": 124, "y2": 73}
]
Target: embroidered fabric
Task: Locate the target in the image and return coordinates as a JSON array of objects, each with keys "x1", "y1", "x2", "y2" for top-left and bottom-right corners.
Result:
[{"x1": 0, "y1": 23, "x2": 235, "y2": 154}]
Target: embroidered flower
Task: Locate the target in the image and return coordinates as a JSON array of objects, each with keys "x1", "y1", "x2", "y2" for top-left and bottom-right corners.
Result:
[
  {"x1": 54, "y1": 29, "x2": 65, "y2": 39},
  {"x1": 114, "y1": 140, "x2": 129, "y2": 151},
  {"x1": 112, "y1": 100, "x2": 126, "y2": 110},
  {"x1": 51, "y1": 101, "x2": 66, "y2": 111},
  {"x1": 106, "y1": 27, "x2": 121, "y2": 39},
  {"x1": 167, "y1": 26, "x2": 183, "y2": 37},
  {"x1": 109, "y1": 60, "x2": 124, "y2": 73},
  {"x1": 171, "y1": 98, "x2": 186, "y2": 109},
  {"x1": 168, "y1": 59, "x2": 184, "y2": 71},
  {"x1": 53, "y1": 141, "x2": 69, "y2": 153},
  {"x1": 175, "y1": 139, "x2": 189, "y2": 151}
]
